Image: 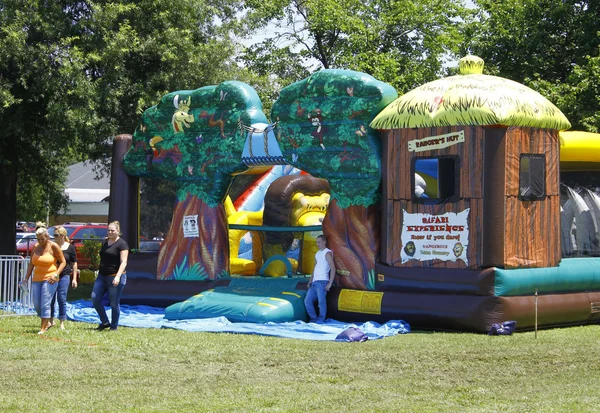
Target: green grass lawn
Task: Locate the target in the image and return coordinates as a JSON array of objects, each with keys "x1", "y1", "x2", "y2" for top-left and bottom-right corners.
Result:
[{"x1": 1, "y1": 297, "x2": 599, "y2": 412}]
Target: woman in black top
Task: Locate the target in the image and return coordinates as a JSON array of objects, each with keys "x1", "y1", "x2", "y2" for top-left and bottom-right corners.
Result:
[
  {"x1": 49, "y1": 226, "x2": 78, "y2": 329},
  {"x1": 91, "y1": 221, "x2": 129, "y2": 331}
]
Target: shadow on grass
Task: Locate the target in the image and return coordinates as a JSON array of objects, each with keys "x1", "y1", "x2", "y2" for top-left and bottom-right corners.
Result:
[
  {"x1": 409, "y1": 329, "x2": 483, "y2": 335},
  {"x1": 67, "y1": 283, "x2": 93, "y2": 302}
]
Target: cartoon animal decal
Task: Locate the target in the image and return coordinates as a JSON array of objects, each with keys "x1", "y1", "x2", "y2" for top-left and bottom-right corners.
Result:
[
  {"x1": 309, "y1": 109, "x2": 328, "y2": 149},
  {"x1": 290, "y1": 192, "x2": 330, "y2": 226},
  {"x1": 149, "y1": 136, "x2": 163, "y2": 158},
  {"x1": 172, "y1": 94, "x2": 194, "y2": 133},
  {"x1": 144, "y1": 135, "x2": 163, "y2": 169}
]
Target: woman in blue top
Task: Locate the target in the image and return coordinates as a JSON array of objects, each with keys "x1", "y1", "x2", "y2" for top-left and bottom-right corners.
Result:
[
  {"x1": 91, "y1": 221, "x2": 129, "y2": 331},
  {"x1": 49, "y1": 226, "x2": 78, "y2": 330}
]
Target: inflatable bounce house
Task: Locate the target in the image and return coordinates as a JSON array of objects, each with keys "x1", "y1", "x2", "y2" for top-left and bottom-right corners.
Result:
[{"x1": 109, "y1": 56, "x2": 600, "y2": 331}]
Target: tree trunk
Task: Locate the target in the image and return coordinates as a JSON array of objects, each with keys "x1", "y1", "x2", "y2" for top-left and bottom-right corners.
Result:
[
  {"x1": 157, "y1": 195, "x2": 228, "y2": 280},
  {"x1": 322, "y1": 199, "x2": 380, "y2": 289},
  {"x1": 0, "y1": 161, "x2": 17, "y2": 255}
]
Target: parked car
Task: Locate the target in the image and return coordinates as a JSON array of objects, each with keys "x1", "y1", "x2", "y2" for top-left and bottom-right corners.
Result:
[
  {"x1": 139, "y1": 239, "x2": 162, "y2": 251},
  {"x1": 47, "y1": 223, "x2": 108, "y2": 242},
  {"x1": 49, "y1": 224, "x2": 108, "y2": 269},
  {"x1": 18, "y1": 223, "x2": 108, "y2": 269},
  {"x1": 16, "y1": 232, "x2": 33, "y2": 243},
  {"x1": 16, "y1": 233, "x2": 37, "y2": 254},
  {"x1": 16, "y1": 221, "x2": 35, "y2": 232}
]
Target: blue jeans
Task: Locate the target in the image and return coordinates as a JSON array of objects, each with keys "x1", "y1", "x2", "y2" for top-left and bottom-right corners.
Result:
[
  {"x1": 51, "y1": 275, "x2": 70, "y2": 320},
  {"x1": 91, "y1": 274, "x2": 126, "y2": 329},
  {"x1": 32, "y1": 281, "x2": 59, "y2": 319},
  {"x1": 304, "y1": 280, "x2": 328, "y2": 323}
]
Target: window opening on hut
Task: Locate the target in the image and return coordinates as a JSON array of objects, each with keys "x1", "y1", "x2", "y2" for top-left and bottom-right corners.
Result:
[
  {"x1": 413, "y1": 157, "x2": 458, "y2": 203},
  {"x1": 519, "y1": 154, "x2": 546, "y2": 200}
]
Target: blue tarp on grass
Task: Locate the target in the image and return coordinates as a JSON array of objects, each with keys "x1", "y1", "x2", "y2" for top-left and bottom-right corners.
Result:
[{"x1": 66, "y1": 300, "x2": 410, "y2": 341}]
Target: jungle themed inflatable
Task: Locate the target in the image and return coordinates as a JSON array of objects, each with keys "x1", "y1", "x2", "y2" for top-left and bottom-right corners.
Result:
[{"x1": 109, "y1": 56, "x2": 600, "y2": 331}]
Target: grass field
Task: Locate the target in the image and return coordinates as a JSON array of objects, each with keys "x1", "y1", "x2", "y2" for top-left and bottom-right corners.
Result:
[{"x1": 1, "y1": 287, "x2": 599, "y2": 412}]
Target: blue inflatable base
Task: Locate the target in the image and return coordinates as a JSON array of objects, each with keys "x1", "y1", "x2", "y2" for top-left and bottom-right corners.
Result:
[
  {"x1": 66, "y1": 300, "x2": 410, "y2": 341},
  {"x1": 165, "y1": 278, "x2": 310, "y2": 323}
]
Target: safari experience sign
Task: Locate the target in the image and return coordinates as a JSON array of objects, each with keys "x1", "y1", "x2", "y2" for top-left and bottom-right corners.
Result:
[
  {"x1": 407, "y1": 130, "x2": 464, "y2": 152},
  {"x1": 400, "y1": 209, "x2": 469, "y2": 265}
]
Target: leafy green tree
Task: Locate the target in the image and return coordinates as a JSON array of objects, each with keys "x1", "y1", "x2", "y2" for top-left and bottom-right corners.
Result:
[
  {"x1": 241, "y1": 0, "x2": 471, "y2": 92},
  {"x1": 1, "y1": 1, "x2": 94, "y2": 246},
  {"x1": 529, "y1": 52, "x2": 600, "y2": 133},
  {"x1": 237, "y1": 45, "x2": 311, "y2": 115},
  {"x1": 463, "y1": 0, "x2": 600, "y2": 131},
  {"x1": 80, "y1": 237, "x2": 102, "y2": 271},
  {"x1": 16, "y1": 169, "x2": 70, "y2": 223},
  {"x1": 0, "y1": 0, "x2": 245, "y2": 254}
]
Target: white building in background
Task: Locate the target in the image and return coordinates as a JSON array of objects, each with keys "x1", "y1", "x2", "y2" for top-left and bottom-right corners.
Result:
[{"x1": 52, "y1": 162, "x2": 110, "y2": 225}]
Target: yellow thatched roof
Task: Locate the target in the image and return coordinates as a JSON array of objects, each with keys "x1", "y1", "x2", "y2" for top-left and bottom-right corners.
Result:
[{"x1": 370, "y1": 56, "x2": 571, "y2": 131}]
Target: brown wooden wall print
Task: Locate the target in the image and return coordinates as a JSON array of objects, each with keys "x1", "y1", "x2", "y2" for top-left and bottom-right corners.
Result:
[
  {"x1": 381, "y1": 125, "x2": 560, "y2": 270},
  {"x1": 502, "y1": 127, "x2": 560, "y2": 268}
]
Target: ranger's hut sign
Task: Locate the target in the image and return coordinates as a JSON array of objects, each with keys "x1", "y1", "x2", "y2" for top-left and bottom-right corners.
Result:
[
  {"x1": 407, "y1": 130, "x2": 465, "y2": 152},
  {"x1": 400, "y1": 209, "x2": 470, "y2": 265}
]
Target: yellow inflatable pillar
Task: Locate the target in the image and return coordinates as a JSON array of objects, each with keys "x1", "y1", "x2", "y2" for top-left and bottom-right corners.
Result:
[{"x1": 225, "y1": 196, "x2": 264, "y2": 275}]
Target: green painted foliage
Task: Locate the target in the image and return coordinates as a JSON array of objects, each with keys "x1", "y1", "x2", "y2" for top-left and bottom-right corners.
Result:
[
  {"x1": 124, "y1": 70, "x2": 398, "y2": 208},
  {"x1": 168, "y1": 256, "x2": 209, "y2": 281},
  {"x1": 271, "y1": 69, "x2": 397, "y2": 207},
  {"x1": 123, "y1": 81, "x2": 268, "y2": 204},
  {"x1": 366, "y1": 269, "x2": 376, "y2": 291}
]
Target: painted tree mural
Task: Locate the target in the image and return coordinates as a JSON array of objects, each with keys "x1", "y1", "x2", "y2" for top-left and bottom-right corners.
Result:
[
  {"x1": 122, "y1": 70, "x2": 397, "y2": 287},
  {"x1": 123, "y1": 82, "x2": 268, "y2": 280},
  {"x1": 271, "y1": 70, "x2": 397, "y2": 289}
]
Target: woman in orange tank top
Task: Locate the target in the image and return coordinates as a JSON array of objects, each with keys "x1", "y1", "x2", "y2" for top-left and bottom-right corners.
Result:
[{"x1": 23, "y1": 226, "x2": 66, "y2": 334}]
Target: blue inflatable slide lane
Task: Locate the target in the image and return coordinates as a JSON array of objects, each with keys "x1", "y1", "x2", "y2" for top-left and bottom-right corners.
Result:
[{"x1": 165, "y1": 278, "x2": 308, "y2": 323}]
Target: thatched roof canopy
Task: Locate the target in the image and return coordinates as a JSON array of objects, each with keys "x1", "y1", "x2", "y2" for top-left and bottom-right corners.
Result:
[{"x1": 370, "y1": 56, "x2": 571, "y2": 131}]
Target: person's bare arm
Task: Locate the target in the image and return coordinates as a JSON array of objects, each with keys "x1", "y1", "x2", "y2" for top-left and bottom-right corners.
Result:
[
  {"x1": 71, "y1": 260, "x2": 78, "y2": 289},
  {"x1": 112, "y1": 249, "x2": 129, "y2": 286},
  {"x1": 325, "y1": 252, "x2": 336, "y2": 291},
  {"x1": 24, "y1": 260, "x2": 34, "y2": 282},
  {"x1": 52, "y1": 243, "x2": 66, "y2": 283}
]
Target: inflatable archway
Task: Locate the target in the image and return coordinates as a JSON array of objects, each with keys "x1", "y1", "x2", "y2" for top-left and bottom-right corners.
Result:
[{"x1": 114, "y1": 71, "x2": 398, "y2": 322}]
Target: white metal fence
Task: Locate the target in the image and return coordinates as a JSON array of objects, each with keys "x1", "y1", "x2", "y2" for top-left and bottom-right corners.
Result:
[{"x1": 0, "y1": 255, "x2": 35, "y2": 315}]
